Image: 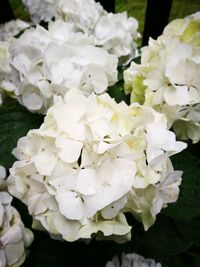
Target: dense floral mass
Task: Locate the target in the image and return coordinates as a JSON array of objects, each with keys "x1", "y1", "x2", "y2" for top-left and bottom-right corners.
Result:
[
  {"x1": 93, "y1": 12, "x2": 139, "y2": 65},
  {"x1": 0, "y1": 19, "x2": 30, "y2": 41},
  {"x1": 1, "y1": 20, "x2": 117, "y2": 113},
  {"x1": 0, "y1": 19, "x2": 30, "y2": 104},
  {"x1": 124, "y1": 12, "x2": 200, "y2": 143},
  {"x1": 0, "y1": 166, "x2": 33, "y2": 267},
  {"x1": 22, "y1": 0, "x2": 139, "y2": 63},
  {"x1": 8, "y1": 90, "x2": 186, "y2": 242},
  {"x1": 0, "y1": 40, "x2": 14, "y2": 105},
  {"x1": 105, "y1": 253, "x2": 162, "y2": 267},
  {"x1": 0, "y1": 0, "x2": 199, "y2": 265}
]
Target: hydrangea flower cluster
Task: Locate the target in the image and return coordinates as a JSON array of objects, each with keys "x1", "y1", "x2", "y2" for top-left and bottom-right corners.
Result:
[
  {"x1": 93, "y1": 12, "x2": 139, "y2": 65},
  {"x1": 22, "y1": 0, "x2": 139, "y2": 64},
  {"x1": 0, "y1": 41, "x2": 16, "y2": 105},
  {"x1": 0, "y1": 19, "x2": 30, "y2": 41},
  {"x1": 105, "y1": 253, "x2": 162, "y2": 267},
  {"x1": 0, "y1": 166, "x2": 33, "y2": 267},
  {"x1": 0, "y1": 19, "x2": 30, "y2": 104},
  {"x1": 124, "y1": 12, "x2": 200, "y2": 143},
  {"x1": 56, "y1": 0, "x2": 106, "y2": 34},
  {"x1": 8, "y1": 90, "x2": 186, "y2": 242},
  {"x1": 22, "y1": 0, "x2": 57, "y2": 24},
  {"x1": 2, "y1": 20, "x2": 117, "y2": 113}
]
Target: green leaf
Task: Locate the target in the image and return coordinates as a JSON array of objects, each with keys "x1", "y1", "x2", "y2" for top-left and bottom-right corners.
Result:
[
  {"x1": 117, "y1": 67, "x2": 124, "y2": 81},
  {"x1": 139, "y1": 215, "x2": 193, "y2": 257},
  {"x1": 107, "y1": 81, "x2": 130, "y2": 104},
  {"x1": 174, "y1": 217, "x2": 200, "y2": 245},
  {"x1": 132, "y1": 56, "x2": 141, "y2": 64},
  {"x1": 195, "y1": 253, "x2": 200, "y2": 267},
  {"x1": 0, "y1": 99, "x2": 43, "y2": 169},
  {"x1": 163, "y1": 150, "x2": 200, "y2": 220},
  {"x1": 161, "y1": 255, "x2": 194, "y2": 267}
]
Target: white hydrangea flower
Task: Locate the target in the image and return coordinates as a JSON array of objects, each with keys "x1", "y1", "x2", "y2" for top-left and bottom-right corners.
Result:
[
  {"x1": 125, "y1": 112, "x2": 186, "y2": 230},
  {"x1": 6, "y1": 21, "x2": 118, "y2": 113},
  {"x1": 22, "y1": 0, "x2": 105, "y2": 29},
  {"x1": 105, "y1": 253, "x2": 162, "y2": 267},
  {"x1": 150, "y1": 170, "x2": 182, "y2": 217},
  {"x1": 8, "y1": 90, "x2": 186, "y2": 241},
  {"x1": 173, "y1": 103, "x2": 200, "y2": 143},
  {"x1": 22, "y1": 0, "x2": 57, "y2": 23},
  {"x1": 0, "y1": 41, "x2": 11, "y2": 75},
  {"x1": 0, "y1": 167, "x2": 34, "y2": 267},
  {"x1": 0, "y1": 166, "x2": 7, "y2": 191},
  {"x1": 124, "y1": 12, "x2": 200, "y2": 143},
  {"x1": 0, "y1": 20, "x2": 30, "y2": 41},
  {"x1": 22, "y1": 0, "x2": 139, "y2": 63},
  {"x1": 0, "y1": 193, "x2": 34, "y2": 267},
  {"x1": 94, "y1": 12, "x2": 139, "y2": 65},
  {"x1": 56, "y1": 0, "x2": 106, "y2": 34},
  {"x1": 0, "y1": 166, "x2": 6, "y2": 180},
  {"x1": 0, "y1": 41, "x2": 16, "y2": 105}
]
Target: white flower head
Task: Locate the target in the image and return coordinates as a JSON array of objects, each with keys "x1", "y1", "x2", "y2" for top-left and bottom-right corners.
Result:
[
  {"x1": 0, "y1": 40, "x2": 17, "y2": 105},
  {"x1": 56, "y1": 0, "x2": 106, "y2": 34},
  {"x1": 124, "y1": 12, "x2": 200, "y2": 143},
  {"x1": 6, "y1": 21, "x2": 118, "y2": 113},
  {"x1": 0, "y1": 166, "x2": 6, "y2": 180},
  {"x1": 105, "y1": 252, "x2": 162, "y2": 267},
  {"x1": 22, "y1": 0, "x2": 139, "y2": 64},
  {"x1": 94, "y1": 12, "x2": 139, "y2": 65},
  {"x1": 22, "y1": 0, "x2": 57, "y2": 23},
  {"x1": 8, "y1": 90, "x2": 185, "y2": 241},
  {"x1": 0, "y1": 189, "x2": 33, "y2": 267},
  {"x1": 23, "y1": 0, "x2": 106, "y2": 30},
  {"x1": 0, "y1": 20, "x2": 30, "y2": 41}
]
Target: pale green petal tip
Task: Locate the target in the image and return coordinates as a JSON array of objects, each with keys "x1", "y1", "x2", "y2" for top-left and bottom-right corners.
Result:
[
  {"x1": 181, "y1": 20, "x2": 200, "y2": 44},
  {"x1": 130, "y1": 76, "x2": 146, "y2": 104}
]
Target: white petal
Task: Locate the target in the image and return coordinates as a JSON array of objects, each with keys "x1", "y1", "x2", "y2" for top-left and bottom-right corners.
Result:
[
  {"x1": 1, "y1": 225, "x2": 22, "y2": 245},
  {"x1": 4, "y1": 241, "x2": 24, "y2": 265},
  {"x1": 101, "y1": 195, "x2": 127, "y2": 219},
  {"x1": 84, "y1": 158, "x2": 135, "y2": 217},
  {"x1": 27, "y1": 194, "x2": 48, "y2": 215},
  {"x1": 164, "y1": 86, "x2": 192, "y2": 105},
  {"x1": 22, "y1": 88, "x2": 43, "y2": 111},
  {"x1": 0, "y1": 250, "x2": 6, "y2": 267},
  {"x1": 77, "y1": 168, "x2": 99, "y2": 195},
  {"x1": 56, "y1": 135, "x2": 83, "y2": 163},
  {"x1": 32, "y1": 151, "x2": 57, "y2": 175},
  {"x1": 0, "y1": 192, "x2": 12, "y2": 204},
  {"x1": 22, "y1": 228, "x2": 34, "y2": 248},
  {"x1": 55, "y1": 191, "x2": 84, "y2": 220},
  {"x1": 0, "y1": 166, "x2": 6, "y2": 180},
  {"x1": 53, "y1": 213, "x2": 81, "y2": 242}
]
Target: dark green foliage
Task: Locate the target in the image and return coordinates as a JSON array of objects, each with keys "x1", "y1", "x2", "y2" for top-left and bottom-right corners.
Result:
[{"x1": 0, "y1": 99, "x2": 43, "y2": 169}]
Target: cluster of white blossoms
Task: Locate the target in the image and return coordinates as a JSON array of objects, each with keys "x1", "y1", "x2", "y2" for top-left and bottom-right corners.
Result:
[
  {"x1": 22, "y1": 0, "x2": 139, "y2": 64},
  {"x1": 0, "y1": 41, "x2": 16, "y2": 105},
  {"x1": 22, "y1": 0, "x2": 57, "y2": 24},
  {"x1": 0, "y1": 19, "x2": 30, "y2": 105},
  {"x1": 8, "y1": 90, "x2": 186, "y2": 242},
  {"x1": 56, "y1": 0, "x2": 106, "y2": 34},
  {"x1": 93, "y1": 12, "x2": 139, "y2": 65},
  {"x1": 0, "y1": 166, "x2": 33, "y2": 267},
  {"x1": 2, "y1": 20, "x2": 117, "y2": 113},
  {"x1": 0, "y1": 19, "x2": 30, "y2": 41},
  {"x1": 105, "y1": 253, "x2": 162, "y2": 267},
  {"x1": 124, "y1": 12, "x2": 200, "y2": 143}
]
